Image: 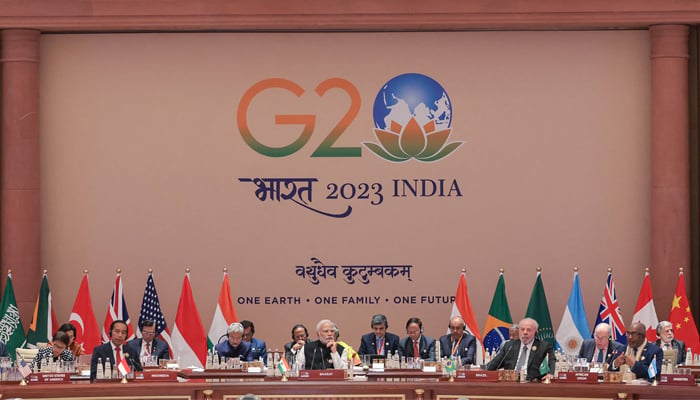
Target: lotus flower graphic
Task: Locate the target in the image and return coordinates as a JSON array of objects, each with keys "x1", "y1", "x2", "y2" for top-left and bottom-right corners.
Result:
[{"x1": 364, "y1": 73, "x2": 463, "y2": 162}]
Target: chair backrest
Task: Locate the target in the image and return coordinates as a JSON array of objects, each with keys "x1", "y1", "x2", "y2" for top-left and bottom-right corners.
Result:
[{"x1": 15, "y1": 348, "x2": 39, "y2": 362}]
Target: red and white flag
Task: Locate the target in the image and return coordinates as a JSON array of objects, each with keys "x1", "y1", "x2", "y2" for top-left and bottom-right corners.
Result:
[
  {"x1": 171, "y1": 273, "x2": 207, "y2": 368},
  {"x1": 117, "y1": 356, "x2": 131, "y2": 376},
  {"x1": 669, "y1": 271, "x2": 700, "y2": 355},
  {"x1": 102, "y1": 272, "x2": 135, "y2": 343},
  {"x1": 631, "y1": 270, "x2": 659, "y2": 343},
  {"x1": 69, "y1": 273, "x2": 101, "y2": 353},
  {"x1": 448, "y1": 271, "x2": 483, "y2": 364}
]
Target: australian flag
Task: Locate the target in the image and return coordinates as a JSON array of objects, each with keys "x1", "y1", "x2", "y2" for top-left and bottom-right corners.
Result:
[
  {"x1": 138, "y1": 273, "x2": 173, "y2": 352},
  {"x1": 594, "y1": 271, "x2": 627, "y2": 345}
]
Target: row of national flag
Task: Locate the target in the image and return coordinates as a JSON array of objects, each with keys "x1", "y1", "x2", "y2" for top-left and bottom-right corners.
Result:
[
  {"x1": 449, "y1": 268, "x2": 700, "y2": 362},
  {"x1": 0, "y1": 270, "x2": 240, "y2": 368}
]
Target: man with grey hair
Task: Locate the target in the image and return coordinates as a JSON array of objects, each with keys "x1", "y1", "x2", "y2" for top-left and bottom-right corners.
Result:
[
  {"x1": 214, "y1": 322, "x2": 253, "y2": 361},
  {"x1": 486, "y1": 317, "x2": 555, "y2": 381},
  {"x1": 358, "y1": 314, "x2": 400, "y2": 356},
  {"x1": 578, "y1": 323, "x2": 625, "y2": 366},
  {"x1": 655, "y1": 320, "x2": 686, "y2": 364},
  {"x1": 295, "y1": 319, "x2": 348, "y2": 369}
]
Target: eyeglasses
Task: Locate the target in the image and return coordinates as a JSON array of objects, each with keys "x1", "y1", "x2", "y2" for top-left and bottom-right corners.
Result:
[{"x1": 142, "y1": 331, "x2": 156, "y2": 336}]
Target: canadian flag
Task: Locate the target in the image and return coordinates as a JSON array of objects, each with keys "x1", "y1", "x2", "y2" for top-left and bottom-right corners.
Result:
[
  {"x1": 171, "y1": 273, "x2": 207, "y2": 368},
  {"x1": 631, "y1": 270, "x2": 659, "y2": 343}
]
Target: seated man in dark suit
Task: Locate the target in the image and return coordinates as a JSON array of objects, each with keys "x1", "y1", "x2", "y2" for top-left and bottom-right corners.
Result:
[
  {"x1": 439, "y1": 316, "x2": 476, "y2": 366},
  {"x1": 486, "y1": 317, "x2": 555, "y2": 381},
  {"x1": 295, "y1": 319, "x2": 348, "y2": 370},
  {"x1": 655, "y1": 320, "x2": 686, "y2": 365},
  {"x1": 398, "y1": 317, "x2": 436, "y2": 361},
  {"x1": 125, "y1": 319, "x2": 170, "y2": 365},
  {"x1": 242, "y1": 320, "x2": 267, "y2": 365},
  {"x1": 358, "y1": 314, "x2": 400, "y2": 357},
  {"x1": 284, "y1": 324, "x2": 309, "y2": 360},
  {"x1": 90, "y1": 320, "x2": 142, "y2": 382},
  {"x1": 611, "y1": 322, "x2": 663, "y2": 381},
  {"x1": 579, "y1": 323, "x2": 625, "y2": 366},
  {"x1": 214, "y1": 322, "x2": 253, "y2": 361}
]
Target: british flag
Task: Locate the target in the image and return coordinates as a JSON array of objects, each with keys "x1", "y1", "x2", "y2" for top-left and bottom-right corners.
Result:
[
  {"x1": 594, "y1": 271, "x2": 627, "y2": 345},
  {"x1": 102, "y1": 273, "x2": 135, "y2": 343}
]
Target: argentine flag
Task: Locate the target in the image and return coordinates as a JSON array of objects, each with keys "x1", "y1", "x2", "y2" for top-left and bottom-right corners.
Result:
[{"x1": 555, "y1": 271, "x2": 591, "y2": 355}]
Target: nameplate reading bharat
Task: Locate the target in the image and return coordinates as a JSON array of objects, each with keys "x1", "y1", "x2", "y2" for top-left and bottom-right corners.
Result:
[{"x1": 296, "y1": 257, "x2": 413, "y2": 285}]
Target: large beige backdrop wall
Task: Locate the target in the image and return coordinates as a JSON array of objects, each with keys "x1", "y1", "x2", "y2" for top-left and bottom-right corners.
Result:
[{"x1": 39, "y1": 31, "x2": 650, "y2": 352}]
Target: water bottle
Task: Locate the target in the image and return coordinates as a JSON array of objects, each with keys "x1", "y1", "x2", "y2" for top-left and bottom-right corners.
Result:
[{"x1": 96, "y1": 358, "x2": 104, "y2": 380}]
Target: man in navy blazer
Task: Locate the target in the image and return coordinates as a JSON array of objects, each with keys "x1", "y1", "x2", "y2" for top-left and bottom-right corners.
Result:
[
  {"x1": 242, "y1": 320, "x2": 268, "y2": 365},
  {"x1": 215, "y1": 322, "x2": 253, "y2": 361},
  {"x1": 439, "y1": 316, "x2": 476, "y2": 366},
  {"x1": 655, "y1": 321, "x2": 686, "y2": 365},
  {"x1": 486, "y1": 317, "x2": 555, "y2": 381},
  {"x1": 124, "y1": 320, "x2": 170, "y2": 364},
  {"x1": 398, "y1": 317, "x2": 436, "y2": 361},
  {"x1": 611, "y1": 322, "x2": 663, "y2": 381},
  {"x1": 90, "y1": 320, "x2": 142, "y2": 382},
  {"x1": 358, "y1": 314, "x2": 400, "y2": 356},
  {"x1": 578, "y1": 323, "x2": 625, "y2": 367}
]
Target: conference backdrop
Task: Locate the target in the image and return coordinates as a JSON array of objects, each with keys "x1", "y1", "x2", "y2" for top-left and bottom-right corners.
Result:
[{"x1": 38, "y1": 31, "x2": 651, "y2": 351}]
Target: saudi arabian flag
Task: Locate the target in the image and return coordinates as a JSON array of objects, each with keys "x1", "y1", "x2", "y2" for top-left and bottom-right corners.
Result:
[
  {"x1": 525, "y1": 270, "x2": 558, "y2": 347},
  {"x1": 27, "y1": 273, "x2": 58, "y2": 348},
  {"x1": 0, "y1": 273, "x2": 27, "y2": 359}
]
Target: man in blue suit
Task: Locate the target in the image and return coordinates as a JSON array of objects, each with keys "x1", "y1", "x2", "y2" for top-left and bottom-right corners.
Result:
[
  {"x1": 215, "y1": 322, "x2": 253, "y2": 361},
  {"x1": 439, "y1": 316, "x2": 476, "y2": 366},
  {"x1": 358, "y1": 314, "x2": 400, "y2": 357},
  {"x1": 242, "y1": 320, "x2": 267, "y2": 365},
  {"x1": 578, "y1": 323, "x2": 625, "y2": 367},
  {"x1": 124, "y1": 320, "x2": 170, "y2": 365},
  {"x1": 655, "y1": 321, "x2": 686, "y2": 365},
  {"x1": 611, "y1": 322, "x2": 663, "y2": 381},
  {"x1": 398, "y1": 317, "x2": 435, "y2": 360}
]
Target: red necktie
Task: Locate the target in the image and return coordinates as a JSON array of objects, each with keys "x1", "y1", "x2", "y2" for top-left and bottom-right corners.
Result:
[
  {"x1": 413, "y1": 340, "x2": 420, "y2": 358},
  {"x1": 115, "y1": 346, "x2": 121, "y2": 364}
]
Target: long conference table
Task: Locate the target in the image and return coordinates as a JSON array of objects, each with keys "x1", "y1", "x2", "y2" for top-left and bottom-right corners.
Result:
[{"x1": 1, "y1": 369, "x2": 699, "y2": 400}]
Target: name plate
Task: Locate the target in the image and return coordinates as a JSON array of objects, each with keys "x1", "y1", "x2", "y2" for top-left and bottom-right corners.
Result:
[
  {"x1": 456, "y1": 370, "x2": 499, "y2": 382},
  {"x1": 298, "y1": 369, "x2": 346, "y2": 380},
  {"x1": 557, "y1": 371, "x2": 598, "y2": 383},
  {"x1": 28, "y1": 372, "x2": 70, "y2": 384},
  {"x1": 659, "y1": 374, "x2": 695, "y2": 386},
  {"x1": 133, "y1": 369, "x2": 178, "y2": 382}
]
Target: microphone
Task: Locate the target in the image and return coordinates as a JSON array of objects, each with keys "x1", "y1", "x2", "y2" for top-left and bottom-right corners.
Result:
[
  {"x1": 311, "y1": 345, "x2": 318, "y2": 369},
  {"x1": 492, "y1": 341, "x2": 513, "y2": 371},
  {"x1": 123, "y1": 353, "x2": 135, "y2": 376}
]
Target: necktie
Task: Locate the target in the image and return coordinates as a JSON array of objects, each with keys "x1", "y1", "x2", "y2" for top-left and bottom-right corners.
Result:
[
  {"x1": 413, "y1": 340, "x2": 420, "y2": 358},
  {"x1": 597, "y1": 349, "x2": 604, "y2": 363},
  {"x1": 376, "y1": 337, "x2": 384, "y2": 355},
  {"x1": 115, "y1": 345, "x2": 121, "y2": 364},
  {"x1": 665, "y1": 343, "x2": 671, "y2": 350},
  {"x1": 515, "y1": 346, "x2": 528, "y2": 371},
  {"x1": 144, "y1": 342, "x2": 151, "y2": 357}
]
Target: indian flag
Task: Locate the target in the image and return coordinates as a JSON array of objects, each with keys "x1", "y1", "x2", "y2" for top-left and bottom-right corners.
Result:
[
  {"x1": 278, "y1": 356, "x2": 290, "y2": 375},
  {"x1": 207, "y1": 271, "x2": 238, "y2": 351},
  {"x1": 171, "y1": 273, "x2": 207, "y2": 368}
]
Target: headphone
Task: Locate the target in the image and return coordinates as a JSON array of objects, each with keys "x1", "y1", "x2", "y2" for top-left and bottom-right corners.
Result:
[
  {"x1": 227, "y1": 322, "x2": 244, "y2": 338},
  {"x1": 291, "y1": 324, "x2": 309, "y2": 340},
  {"x1": 371, "y1": 314, "x2": 388, "y2": 329},
  {"x1": 406, "y1": 317, "x2": 424, "y2": 333},
  {"x1": 448, "y1": 317, "x2": 466, "y2": 330},
  {"x1": 109, "y1": 320, "x2": 128, "y2": 337}
]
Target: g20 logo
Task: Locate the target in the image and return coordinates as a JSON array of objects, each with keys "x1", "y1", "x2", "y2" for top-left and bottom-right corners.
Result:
[{"x1": 237, "y1": 73, "x2": 463, "y2": 162}]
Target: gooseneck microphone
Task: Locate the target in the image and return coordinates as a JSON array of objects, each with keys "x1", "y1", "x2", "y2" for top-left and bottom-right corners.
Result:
[{"x1": 311, "y1": 345, "x2": 318, "y2": 369}]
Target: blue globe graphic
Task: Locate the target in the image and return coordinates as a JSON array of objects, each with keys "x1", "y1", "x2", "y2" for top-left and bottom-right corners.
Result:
[{"x1": 373, "y1": 73, "x2": 452, "y2": 131}]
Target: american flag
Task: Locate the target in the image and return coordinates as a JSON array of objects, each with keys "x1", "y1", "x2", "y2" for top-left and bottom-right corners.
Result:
[
  {"x1": 138, "y1": 273, "x2": 173, "y2": 353},
  {"x1": 102, "y1": 273, "x2": 135, "y2": 343},
  {"x1": 18, "y1": 359, "x2": 32, "y2": 378},
  {"x1": 594, "y1": 271, "x2": 627, "y2": 345}
]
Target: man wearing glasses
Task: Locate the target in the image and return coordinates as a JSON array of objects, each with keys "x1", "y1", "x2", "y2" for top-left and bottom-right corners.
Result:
[
  {"x1": 578, "y1": 323, "x2": 625, "y2": 366},
  {"x1": 125, "y1": 320, "x2": 171, "y2": 365},
  {"x1": 611, "y1": 322, "x2": 663, "y2": 381}
]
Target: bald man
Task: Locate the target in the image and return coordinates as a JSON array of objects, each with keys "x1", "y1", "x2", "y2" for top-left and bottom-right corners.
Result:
[{"x1": 439, "y1": 316, "x2": 476, "y2": 366}]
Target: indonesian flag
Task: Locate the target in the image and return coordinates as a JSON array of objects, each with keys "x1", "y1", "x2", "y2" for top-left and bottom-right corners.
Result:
[
  {"x1": 207, "y1": 271, "x2": 238, "y2": 351},
  {"x1": 118, "y1": 356, "x2": 131, "y2": 376},
  {"x1": 171, "y1": 273, "x2": 207, "y2": 368},
  {"x1": 448, "y1": 271, "x2": 483, "y2": 364},
  {"x1": 69, "y1": 273, "x2": 101, "y2": 354},
  {"x1": 631, "y1": 270, "x2": 659, "y2": 343}
]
